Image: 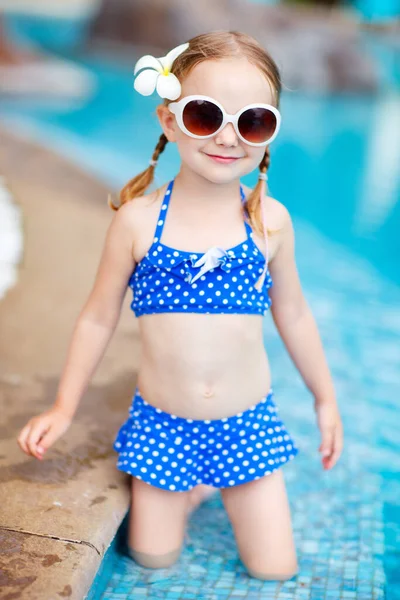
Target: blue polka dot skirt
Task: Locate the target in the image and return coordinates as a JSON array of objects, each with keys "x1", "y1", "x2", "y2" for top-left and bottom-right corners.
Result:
[{"x1": 113, "y1": 388, "x2": 299, "y2": 491}]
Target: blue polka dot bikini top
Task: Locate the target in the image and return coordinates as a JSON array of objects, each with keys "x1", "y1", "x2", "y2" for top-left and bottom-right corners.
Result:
[{"x1": 128, "y1": 178, "x2": 273, "y2": 317}]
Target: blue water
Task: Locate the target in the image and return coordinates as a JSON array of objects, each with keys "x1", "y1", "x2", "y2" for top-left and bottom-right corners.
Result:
[{"x1": 1, "y1": 40, "x2": 399, "y2": 600}]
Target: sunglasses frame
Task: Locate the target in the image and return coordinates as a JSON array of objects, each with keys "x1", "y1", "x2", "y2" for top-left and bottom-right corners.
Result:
[{"x1": 168, "y1": 94, "x2": 281, "y2": 147}]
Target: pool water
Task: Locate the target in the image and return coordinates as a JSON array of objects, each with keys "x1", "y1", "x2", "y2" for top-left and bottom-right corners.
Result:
[{"x1": 1, "y1": 41, "x2": 399, "y2": 600}]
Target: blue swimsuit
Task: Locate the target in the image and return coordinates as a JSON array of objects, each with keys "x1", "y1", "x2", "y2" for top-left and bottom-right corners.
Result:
[
  {"x1": 113, "y1": 179, "x2": 299, "y2": 491},
  {"x1": 128, "y1": 178, "x2": 273, "y2": 317}
]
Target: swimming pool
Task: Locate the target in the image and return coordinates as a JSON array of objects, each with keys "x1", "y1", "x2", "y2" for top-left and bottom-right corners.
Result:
[{"x1": 1, "y1": 41, "x2": 399, "y2": 599}]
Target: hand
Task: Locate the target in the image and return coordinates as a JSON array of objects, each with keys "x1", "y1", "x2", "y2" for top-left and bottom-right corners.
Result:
[
  {"x1": 17, "y1": 407, "x2": 73, "y2": 460},
  {"x1": 314, "y1": 400, "x2": 343, "y2": 470}
]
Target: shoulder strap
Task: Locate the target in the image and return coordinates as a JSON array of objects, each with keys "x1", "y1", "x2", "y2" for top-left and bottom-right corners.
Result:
[
  {"x1": 240, "y1": 184, "x2": 246, "y2": 204},
  {"x1": 240, "y1": 184, "x2": 253, "y2": 240},
  {"x1": 153, "y1": 179, "x2": 174, "y2": 243}
]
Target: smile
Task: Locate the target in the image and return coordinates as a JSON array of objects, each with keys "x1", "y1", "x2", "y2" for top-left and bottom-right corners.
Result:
[{"x1": 204, "y1": 154, "x2": 242, "y2": 164}]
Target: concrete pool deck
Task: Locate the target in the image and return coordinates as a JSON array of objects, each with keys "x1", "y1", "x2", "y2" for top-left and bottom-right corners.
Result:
[{"x1": 0, "y1": 129, "x2": 137, "y2": 599}]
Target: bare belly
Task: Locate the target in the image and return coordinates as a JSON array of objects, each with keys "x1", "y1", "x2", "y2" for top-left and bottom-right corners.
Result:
[{"x1": 136, "y1": 313, "x2": 272, "y2": 420}]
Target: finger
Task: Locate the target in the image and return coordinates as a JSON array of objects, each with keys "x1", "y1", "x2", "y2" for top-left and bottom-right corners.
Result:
[
  {"x1": 327, "y1": 432, "x2": 344, "y2": 469},
  {"x1": 17, "y1": 423, "x2": 33, "y2": 455},
  {"x1": 323, "y1": 430, "x2": 343, "y2": 469},
  {"x1": 319, "y1": 427, "x2": 335, "y2": 458},
  {"x1": 37, "y1": 424, "x2": 62, "y2": 453},
  {"x1": 27, "y1": 422, "x2": 50, "y2": 458}
]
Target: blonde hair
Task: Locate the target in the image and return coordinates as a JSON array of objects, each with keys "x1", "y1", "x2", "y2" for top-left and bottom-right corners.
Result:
[{"x1": 110, "y1": 30, "x2": 282, "y2": 238}]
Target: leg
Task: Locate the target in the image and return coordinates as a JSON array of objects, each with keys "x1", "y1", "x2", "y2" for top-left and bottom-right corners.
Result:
[
  {"x1": 187, "y1": 484, "x2": 219, "y2": 516},
  {"x1": 128, "y1": 475, "x2": 190, "y2": 568},
  {"x1": 220, "y1": 469, "x2": 298, "y2": 580}
]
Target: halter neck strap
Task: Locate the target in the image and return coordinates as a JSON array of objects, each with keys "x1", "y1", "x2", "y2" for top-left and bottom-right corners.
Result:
[
  {"x1": 153, "y1": 179, "x2": 174, "y2": 243},
  {"x1": 153, "y1": 178, "x2": 252, "y2": 243}
]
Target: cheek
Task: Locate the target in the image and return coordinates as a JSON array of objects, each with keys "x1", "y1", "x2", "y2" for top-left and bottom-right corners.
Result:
[
  {"x1": 247, "y1": 146, "x2": 266, "y2": 163},
  {"x1": 176, "y1": 135, "x2": 205, "y2": 157},
  {"x1": 241, "y1": 146, "x2": 267, "y2": 171}
]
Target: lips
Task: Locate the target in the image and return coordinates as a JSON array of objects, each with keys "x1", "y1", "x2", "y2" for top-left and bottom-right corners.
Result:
[
  {"x1": 206, "y1": 154, "x2": 241, "y2": 159},
  {"x1": 205, "y1": 153, "x2": 242, "y2": 164}
]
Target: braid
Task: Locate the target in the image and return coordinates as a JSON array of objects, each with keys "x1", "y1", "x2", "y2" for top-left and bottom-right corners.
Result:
[
  {"x1": 152, "y1": 133, "x2": 168, "y2": 164},
  {"x1": 108, "y1": 133, "x2": 169, "y2": 211},
  {"x1": 260, "y1": 147, "x2": 270, "y2": 176},
  {"x1": 245, "y1": 147, "x2": 271, "y2": 237}
]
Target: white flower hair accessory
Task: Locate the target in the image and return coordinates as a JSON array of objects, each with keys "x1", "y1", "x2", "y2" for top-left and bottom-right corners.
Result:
[{"x1": 133, "y1": 42, "x2": 189, "y2": 101}]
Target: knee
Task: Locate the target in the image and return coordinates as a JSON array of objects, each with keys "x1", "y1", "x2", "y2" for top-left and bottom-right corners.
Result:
[
  {"x1": 245, "y1": 561, "x2": 299, "y2": 582},
  {"x1": 127, "y1": 546, "x2": 182, "y2": 569}
]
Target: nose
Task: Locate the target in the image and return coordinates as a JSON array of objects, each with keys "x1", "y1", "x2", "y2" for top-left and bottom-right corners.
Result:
[{"x1": 214, "y1": 122, "x2": 238, "y2": 147}]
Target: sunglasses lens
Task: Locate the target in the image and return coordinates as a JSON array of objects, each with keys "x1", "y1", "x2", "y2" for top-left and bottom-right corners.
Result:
[
  {"x1": 182, "y1": 100, "x2": 223, "y2": 137},
  {"x1": 238, "y1": 107, "x2": 277, "y2": 144}
]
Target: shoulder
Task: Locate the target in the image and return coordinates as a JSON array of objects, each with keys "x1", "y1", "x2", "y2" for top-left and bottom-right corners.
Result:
[
  {"x1": 112, "y1": 182, "x2": 168, "y2": 231},
  {"x1": 115, "y1": 183, "x2": 165, "y2": 216},
  {"x1": 241, "y1": 183, "x2": 292, "y2": 233},
  {"x1": 111, "y1": 182, "x2": 169, "y2": 261}
]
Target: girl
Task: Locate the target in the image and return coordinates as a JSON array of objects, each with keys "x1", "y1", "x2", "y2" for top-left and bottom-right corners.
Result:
[{"x1": 17, "y1": 31, "x2": 343, "y2": 581}]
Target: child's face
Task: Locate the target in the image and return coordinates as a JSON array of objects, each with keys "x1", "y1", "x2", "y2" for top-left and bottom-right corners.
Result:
[{"x1": 157, "y1": 58, "x2": 276, "y2": 185}]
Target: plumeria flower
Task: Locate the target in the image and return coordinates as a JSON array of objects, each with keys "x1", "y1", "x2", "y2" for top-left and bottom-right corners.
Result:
[{"x1": 133, "y1": 42, "x2": 189, "y2": 100}]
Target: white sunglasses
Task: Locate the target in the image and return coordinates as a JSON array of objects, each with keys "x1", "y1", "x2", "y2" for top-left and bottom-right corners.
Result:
[{"x1": 168, "y1": 94, "x2": 281, "y2": 147}]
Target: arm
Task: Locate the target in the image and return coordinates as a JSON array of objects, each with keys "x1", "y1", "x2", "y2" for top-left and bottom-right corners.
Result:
[
  {"x1": 53, "y1": 202, "x2": 137, "y2": 419},
  {"x1": 268, "y1": 203, "x2": 343, "y2": 470}
]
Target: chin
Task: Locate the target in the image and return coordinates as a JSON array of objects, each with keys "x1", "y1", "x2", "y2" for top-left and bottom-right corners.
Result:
[
  {"x1": 196, "y1": 164, "x2": 245, "y2": 185},
  {"x1": 203, "y1": 172, "x2": 236, "y2": 185}
]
